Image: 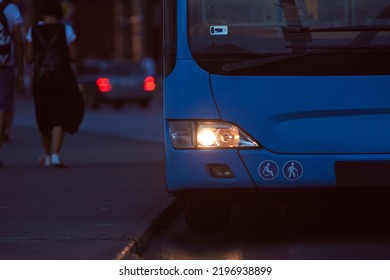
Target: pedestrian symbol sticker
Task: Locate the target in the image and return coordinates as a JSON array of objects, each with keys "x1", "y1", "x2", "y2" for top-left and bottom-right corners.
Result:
[
  {"x1": 283, "y1": 160, "x2": 303, "y2": 181},
  {"x1": 259, "y1": 160, "x2": 279, "y2": 180}
]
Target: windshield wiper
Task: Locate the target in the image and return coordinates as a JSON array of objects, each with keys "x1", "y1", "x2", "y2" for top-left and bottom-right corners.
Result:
[
  {"x1": 223, "y1": 1, "x2": 390, "y2": 73},
  {"x1": 222, "y1": 49, "x2": 339, "y2": 72},
  {"x1": 197, "y1": 43, "x2": 251, "y2": 54},
  {"x1": 286, "y1": 44, "x2": 390, "y2": 50},
  {"x1": 222, "y1": 44, "x2": 390, "y2": 73},
  {"x1": 283, "y1": 25, "x2": 390, "y2": 34}
]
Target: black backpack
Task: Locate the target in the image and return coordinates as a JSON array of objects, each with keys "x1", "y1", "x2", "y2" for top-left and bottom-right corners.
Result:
[
  {"x1": 33, "y1": 24, "x2": 70, "y2": 89},
  {"x1": 0, "y1": 0, "x2": 11, "y2": 66}
]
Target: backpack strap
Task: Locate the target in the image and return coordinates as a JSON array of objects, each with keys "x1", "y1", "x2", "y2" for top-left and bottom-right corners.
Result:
[
  {"x1": 0, "y1": 0, "x2": 11, "y2": 65},
  {"x1": 0, "y1": 0, "x2": 11, "y2": 34},
  {"x1": 34, "y1": 25, "x2": 62, "y2": 51}
]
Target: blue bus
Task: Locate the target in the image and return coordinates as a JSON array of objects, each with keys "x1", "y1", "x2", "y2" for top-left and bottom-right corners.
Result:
[{"x1": 163, "y1": 0, "x2": 390, "y2": 230}]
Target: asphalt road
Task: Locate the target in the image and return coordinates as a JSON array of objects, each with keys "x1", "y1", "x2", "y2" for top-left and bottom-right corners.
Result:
[
  {"x1": 142, "y1": 190, "x2": 390, "y2": 260},
  {"x1": 0, "y1": 95, "x2": 172, "y2": 260},
  {"x1": 4, "y1": 95, "x2": 390, "y2": 261}
]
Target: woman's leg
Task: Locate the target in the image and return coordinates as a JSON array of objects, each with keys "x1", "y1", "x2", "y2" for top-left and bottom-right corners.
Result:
[
  {"x1": 51, "y1": 126, "x2": 65, "y2": 166},
  {"x1": 39, "y1": 131, "x2": 52, "y2": 166},
  {"x1": 40, "y1": 131, "x2": 51, "y2": 155},
  {"x1": 52, "y1": 126, "x2": 65, "y2": 155},
  {"x1": 0, "y1": 111, "x2": 5, "y2": 147},
  {"x1": 3, "y1": 110, "x2": 13, "y2": 141}
]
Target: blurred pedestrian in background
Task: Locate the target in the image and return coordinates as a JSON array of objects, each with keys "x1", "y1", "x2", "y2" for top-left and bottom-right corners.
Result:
[
  {"x1": 0, "y1": 0, "x2": 24, "y2": 166},
  {"x1": 26, "y1": 0, "x2": 83, "y2": 167}
]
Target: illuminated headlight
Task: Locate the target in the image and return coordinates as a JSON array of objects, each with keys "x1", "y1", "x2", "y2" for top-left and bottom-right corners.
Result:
[{"x1": 168, "y1": 121, "x2": 259, "y2": 149}]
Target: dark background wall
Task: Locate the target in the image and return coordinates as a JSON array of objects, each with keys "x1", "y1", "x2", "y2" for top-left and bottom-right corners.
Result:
[
  {"x1": 18, "y1": 0, "x2": 163, "y2": 64},
  {"x1": 74, "y1": 0, "x2": 163, "y2": 62}
]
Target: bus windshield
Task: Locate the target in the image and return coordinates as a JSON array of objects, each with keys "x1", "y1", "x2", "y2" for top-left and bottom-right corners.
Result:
[{"x1": 188, "y1": 0, "x2": 390, "y2": 75}]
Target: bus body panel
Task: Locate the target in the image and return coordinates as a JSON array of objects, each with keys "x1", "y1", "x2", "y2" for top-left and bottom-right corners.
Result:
[
  {"x1": 239, "y1": 150, "x2": 390, "y2": 188},
  {"x1": 165, "y1": 143, "x2": 256, "y2": 192},
  {"x1": 164, "y1": 60, "x2": 220, "y2": 120},
  {"x1": 176, "y1": 0, "x2": 192, "y2": 60},
  {"x1": 210, "y1": 75, "x2": 390, "y2": 154}
]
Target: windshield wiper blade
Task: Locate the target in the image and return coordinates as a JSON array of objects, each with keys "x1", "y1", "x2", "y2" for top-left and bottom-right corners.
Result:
[
  {"x1": 222, "y1": 50, "x2": 340, "y2": 72},
  {"x1": 286, "y1": 44, "x2": 390, "y2": 50},
  {"x1": 222, "y1": 43, "x2": 390, "y2": 73},
  {"x1": 284, "y1": 25, "x2": 390, "y2": 33}
]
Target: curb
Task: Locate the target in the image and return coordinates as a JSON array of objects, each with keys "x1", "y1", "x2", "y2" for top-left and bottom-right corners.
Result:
[{"x1": 115, "y1": 198, "x2": 185, "y2": 260}]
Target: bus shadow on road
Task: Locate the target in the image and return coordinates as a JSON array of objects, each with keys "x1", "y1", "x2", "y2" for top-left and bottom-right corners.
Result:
[{"x1": 228, "y1": 188, "x2": 390, "y2": 239}]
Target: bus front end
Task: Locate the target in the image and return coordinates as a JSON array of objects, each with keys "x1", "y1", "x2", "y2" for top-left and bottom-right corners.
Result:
[{"x1": 163, "y1": 0, "x2": 390, "y2": 229}]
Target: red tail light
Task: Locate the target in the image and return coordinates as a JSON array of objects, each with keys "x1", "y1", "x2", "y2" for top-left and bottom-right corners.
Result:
[
  {"x1": 144, "y1": 76, "x2": 156, "y2": 92},
  {"x1": 96, "y1": 77, "x2": 112, "y2": 93}
]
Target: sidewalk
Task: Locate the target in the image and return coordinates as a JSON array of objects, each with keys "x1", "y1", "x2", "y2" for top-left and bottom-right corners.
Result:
[
  {"x1": 1, "y1": 94, "x2": 165, "y2": 164},
  {"x1": 11, "y1": 94, "x2": 165, "y2": 144},
  {"x1": 0, "y1": 95, "x2": 179, "y2": 260}
]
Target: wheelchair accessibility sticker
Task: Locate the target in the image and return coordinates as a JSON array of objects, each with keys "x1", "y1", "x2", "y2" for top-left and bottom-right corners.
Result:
[
  {"x1": 259, "y1": 160, "x2": 279, "y2": 180},
  {"x1": 283, "y1": 160, "x2": 303, "y2": 181}
]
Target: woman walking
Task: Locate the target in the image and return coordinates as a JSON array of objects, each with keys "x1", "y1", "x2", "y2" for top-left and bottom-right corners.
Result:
[{"x1": 26, "y1": 0, "x2": 83, "y2": 167}]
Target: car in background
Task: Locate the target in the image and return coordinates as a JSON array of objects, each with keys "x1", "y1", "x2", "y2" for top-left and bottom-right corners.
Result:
[{"x1": 77, "y1": 60, "x2": 158, "y2": 109}]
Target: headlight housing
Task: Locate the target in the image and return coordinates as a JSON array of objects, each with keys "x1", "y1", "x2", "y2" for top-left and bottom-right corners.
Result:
[{"x1": 168, "y1": 121, "x2": 259, "y2": 149}]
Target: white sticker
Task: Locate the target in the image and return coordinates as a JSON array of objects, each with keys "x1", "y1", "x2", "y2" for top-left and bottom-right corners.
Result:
[{"x1": 210, "y1": 25, "x2": 229, "y2": 36}]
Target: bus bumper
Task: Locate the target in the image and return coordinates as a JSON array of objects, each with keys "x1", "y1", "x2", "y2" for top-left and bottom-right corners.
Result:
[{"x1": 165, "y1": 144, "x2": 390, "y2": 192}]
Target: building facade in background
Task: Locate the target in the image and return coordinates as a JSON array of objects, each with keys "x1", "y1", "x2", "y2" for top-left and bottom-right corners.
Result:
[{"x1": 17, "y1": 0, "x2": 162, "y2": 64}]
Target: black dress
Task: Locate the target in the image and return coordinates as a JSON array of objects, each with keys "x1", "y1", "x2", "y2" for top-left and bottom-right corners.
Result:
[{"x1": 31, "y1": 23, "x2": 84, "y2": 135}]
